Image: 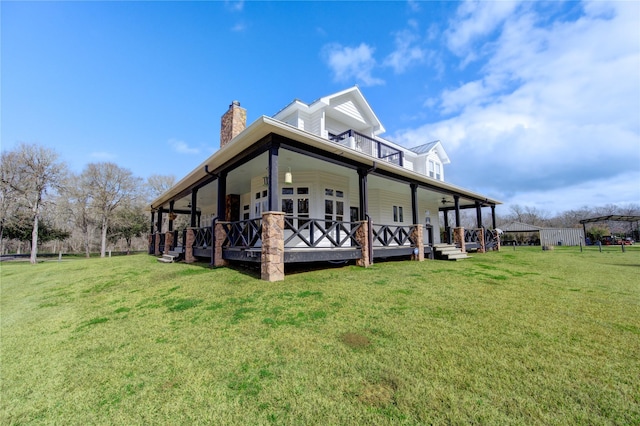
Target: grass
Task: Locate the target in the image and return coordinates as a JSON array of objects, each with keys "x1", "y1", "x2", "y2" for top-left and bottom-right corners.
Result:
[{"x1": 1, "y1": 246, "x2": 639, "y2": 424}]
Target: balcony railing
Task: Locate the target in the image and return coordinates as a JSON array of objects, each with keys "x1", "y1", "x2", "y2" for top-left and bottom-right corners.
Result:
[{"x1": 329, "y1": 130, "x2": 404, "y2": 167}]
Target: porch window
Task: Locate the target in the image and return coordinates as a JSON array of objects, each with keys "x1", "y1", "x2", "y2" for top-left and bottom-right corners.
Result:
[
  {"x1": 393, "y1": 205, "x2": 404, "y2": 223},
  {"x1": 281, "y1": 186, "x2": 309, "y2": 228}
]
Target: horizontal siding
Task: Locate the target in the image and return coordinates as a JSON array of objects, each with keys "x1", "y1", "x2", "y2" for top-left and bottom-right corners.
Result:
[{"x1": 333, "y1": 99, "x2": 365, "y2": 123}]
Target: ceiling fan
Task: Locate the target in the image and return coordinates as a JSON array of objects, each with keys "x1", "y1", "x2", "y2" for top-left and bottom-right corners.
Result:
[{"x1": 441, "y1": 197, "x2": 454, "y2": 205}]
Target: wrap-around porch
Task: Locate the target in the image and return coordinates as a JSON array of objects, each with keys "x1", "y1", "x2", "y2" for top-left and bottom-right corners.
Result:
[{"x1": 149, "y1": 132, "x2": 499, "y2": 281}]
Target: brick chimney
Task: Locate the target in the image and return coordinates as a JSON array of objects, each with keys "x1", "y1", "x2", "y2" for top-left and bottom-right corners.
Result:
[{"x1": 220, "y1": 100, "x2": 246, "y2": 148}]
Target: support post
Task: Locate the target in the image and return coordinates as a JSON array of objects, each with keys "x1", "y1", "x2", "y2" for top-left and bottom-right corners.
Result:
[
  {"x1": 217, "y1": 172, "x2": 227, "y2": 220},
  {"x1": 475, "y1": 201, "x2": 482, "y2": 229},
  {"x1": 168, "y1": 201, "x2": 174, "y2": 232},
  {"x1": 261, "y1": 211, "x2": 285, "y2": 282},
  {"x1": 356, "y1": 220, "x2": 371, "y2": 267},
  {"x1": 453, "y1": 227, "x2": 466, "y2": 253},
  {"x1": 454, "y1": 195, "x2": 461, "y2": 227},
  {"x1": 190, "y1": 189, "x2": 198, "y2": 228},
  {"x1": 358, "y1": 168, "x2": 369, "y2": 220},
  {"x1": 410, "y1": 183, "x2": 418, "y2": 226},
  {"x1": 268, "y1": 143, "x2": 279, "y2": 212},
  {"x1": 154, "y1": 233, "x2": 161, "y2": 256},
  {"x1": 491, "y1": 205, "x2": 496, "y2": 230},
  {"x1": 165, "y1": 231, "x2": 174, "y2": 252},
  {"x1": 477, "y1": 228, "x2": 486, "y2": 253},
  {"x1": 185, "y1": 228, "x2": 196, "y2": 263},
  {"x1": 410, "y1": 224, "x2": 424, "y2": 261},
  {"x1": 157, "y1": 207, "x2": 164, "y2": 234},
  {"x1": 213, "y1": 220, "x2": 228, "y2": 267}
]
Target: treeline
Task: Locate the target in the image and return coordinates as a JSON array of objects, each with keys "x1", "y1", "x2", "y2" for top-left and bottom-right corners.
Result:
[
  {"x1": 2, "y1": 143, "x2": 638, "y2": 263},
  {"x1": 0, "y1": 143, "x2": 175, "y2": 263}
]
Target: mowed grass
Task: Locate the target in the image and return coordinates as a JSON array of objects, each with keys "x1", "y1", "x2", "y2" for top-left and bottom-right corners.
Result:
[{"x1": 1, "y1": 246, "x2": 639, "y2": 425}]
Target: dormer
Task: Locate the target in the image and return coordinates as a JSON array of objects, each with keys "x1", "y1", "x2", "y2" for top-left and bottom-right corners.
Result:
[
  {"x1": 273, "y1": 86, "x2": 383, "y2": 139},
  {"x1": 407, "y1": 141, "x2": 450, "y2": 181}
]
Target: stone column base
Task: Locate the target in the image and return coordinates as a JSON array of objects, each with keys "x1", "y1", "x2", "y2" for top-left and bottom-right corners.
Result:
[
  {"x1": 410, "y1": 224, "x2": 424, "y2": 261},
  {"x1": 185, "y1": 228, "x2": 196, "y2": 263},
  {"x1": 453, "y1": 227, "x2": 466, "y2": 253},
  {"x1": 356, "y1": 220, "x2": 371, "y2": 267},
  {"x1": 261, "y1": 212, "x2": 285, "y2": 282},
  {"x1": 214, "y1": 222, "x2": 228, "y2": 267}
]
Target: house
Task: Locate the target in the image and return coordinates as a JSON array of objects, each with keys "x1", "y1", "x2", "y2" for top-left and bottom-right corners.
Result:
[{"x1": 149, "y1": 87, "x2": 501, "y2": 280}]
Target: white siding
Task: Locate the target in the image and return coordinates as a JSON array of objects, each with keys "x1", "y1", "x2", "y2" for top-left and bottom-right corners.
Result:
[
  {"x1": 309, "y1": 111, "x2": 324, "y2": 137},
  {"x1": 333, "y1": 99, "x2": 365, "y2": 123}
]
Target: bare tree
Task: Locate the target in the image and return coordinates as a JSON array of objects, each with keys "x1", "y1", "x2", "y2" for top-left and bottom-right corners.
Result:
[
  {"x1": 60, "y1": 173, "x2": 98, "y2": 258},
  {"x1": 0, "y1": 143, "x2": 66, "y2": 263},
  {"x1": 147, "y1": 174, "x2": 176, "y2": 200},
  {"x1": 82, "y1": 162, "x2": 142, "y2": 258}
]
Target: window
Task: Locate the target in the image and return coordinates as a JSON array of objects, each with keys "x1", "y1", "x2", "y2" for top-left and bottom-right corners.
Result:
[
  {"x1": 281, "y1": 186, "x2": 309, "y2": 228},
  {"x1": 428, "y1": 160, "x2": 435, "y2": 178},
  {"x1": 393, "y1": 205, "x2": 404, "y2": 223},
  {"x1": 435, "y1": 163, "x2": 441, "y2": 180}
]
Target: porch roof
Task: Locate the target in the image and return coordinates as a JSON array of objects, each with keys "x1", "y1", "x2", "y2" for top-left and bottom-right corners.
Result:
[{"x1": 150, "y1": 116, "x2": 502, "y2": 211}]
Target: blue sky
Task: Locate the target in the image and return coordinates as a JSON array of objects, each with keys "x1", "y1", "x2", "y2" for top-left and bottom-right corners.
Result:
[{"x1": 2, "y1": 0, "x2": 639, "y2": 215}]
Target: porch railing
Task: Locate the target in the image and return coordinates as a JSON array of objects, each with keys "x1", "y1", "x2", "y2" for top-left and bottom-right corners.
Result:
[
  {"x1": 193, "y1": 227, "x2": 212, "y2": 248},
  {"x1": 283, "y1": 217, "x2": 361, "y2": 249},
  {"x1": 371, "y1": 224, "x2": 415, "y2": 247},
  {"x1": 171, "y1": 229, "x2": 187, "y2": 252},
  {"x1": 329, "y1": 130, "x2": 404, "y2": 167},
  {"x1": 485, "y1": 228, "x2": 498, "y2": 250},
  {"x1": 464, "y1": 228, "x2": 482, "y2": 246},
  {"x1": 221, "y1": 219, "x2": 263, "y2": 249}
]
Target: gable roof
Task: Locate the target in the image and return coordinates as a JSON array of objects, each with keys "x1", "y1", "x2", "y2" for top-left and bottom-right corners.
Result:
[{"x1": 273, "y1": 86, "x2": 385, "y2": 135}]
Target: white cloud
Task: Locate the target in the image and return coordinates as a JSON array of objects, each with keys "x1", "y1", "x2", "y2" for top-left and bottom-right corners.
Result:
[
  {"x1": 395, "y1": 1, "x2": 640, "y2": 213},
  {"x1": 383, "y1": 24, "x2": 427, "y2": 74},
  {"x1": 225, "y1": 0, "x2": 244, "y2": 12},
  {"x1": 321, "y1": 43, "x2": 384, "y2": 87},
  {"x1": 169, "y1": 139, "x2": 200, "y2": 155},
  {"x1": 445, "y1": 0, "x2": 522, "y2": 63},
  {"x1": 231, "y1": 22, "x2": 247, "y2": 32}
]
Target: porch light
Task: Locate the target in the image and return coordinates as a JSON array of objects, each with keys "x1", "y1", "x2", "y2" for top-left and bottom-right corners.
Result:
[
  {"x1": 285, "y1": 167, "x2": 293, "y2": 185},
  {"x1": 263, "y1": 176, "x2": 269, "y2": 186}
]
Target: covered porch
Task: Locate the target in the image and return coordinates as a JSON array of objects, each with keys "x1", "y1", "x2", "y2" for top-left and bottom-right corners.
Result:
[{"x1": 149, "y1": 128, "x2": 500, "y2": 280}]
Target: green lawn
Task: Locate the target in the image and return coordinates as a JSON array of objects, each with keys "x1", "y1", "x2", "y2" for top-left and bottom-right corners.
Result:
[{"x1": 1, "y1": 246, "x2": 639, "y2": 425}]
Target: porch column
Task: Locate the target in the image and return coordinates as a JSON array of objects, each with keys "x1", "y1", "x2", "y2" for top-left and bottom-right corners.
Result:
[
  {"x1": 154, "y1": 232, "x2": 161, "y2": 256},
  {"x1": 157, "y1": 207, "x2": 164, "y2": 233},
  {"x1": 149, "y1": 212, "x2": 155, "y2": 254},
  {"x1": 491, "y1": 205, "x2": 496, "y2": 230},
  {"x1": 168, "y1": 201, "x2": 174, "y2": 232},
  {"x1": 185, "y1": 228, "x2": 196, "y2": 263},
  {"x1": 356, "y1": 220, "x2": 371, "y2": 267},
  {"x1": 213, "y1": 221, "x2": 228, "y2": 267},
  {"x1": 454, "y1": 195, "x2": 461, "y2": 227},
  {"x1": 267, "y1": 143, "x2": 279, "y2": 212},
  {"x1": 217, "y1": 172, "x2": 227, "y2": 220},
  {"x1": 453, "y1": 227, "x2": 466, "y2": 253},
  {"x1": 358, "y1": 168, "x2": 369, "y2": 220},
  {"x1": 190, "y1": 189, "x2": 198, "y2": 227},
  {"x1": 410, "y1": 183, "x2": 418, "y2": 225},
  {"x1": 261, "y1": 211, "x2": 285, "y2": 282},
  {"x1": 477, "y1": 228, "x2": 486, "y2": 253},
  {"x1": 475, "y1": 201, "x2": 483, "y2": 228},
  {"x1": 165, "y1": 231, "x2": 174, "y2": 253},
  {"x1": 410, "y1": 224, "x2": 424, "y2": 261}
]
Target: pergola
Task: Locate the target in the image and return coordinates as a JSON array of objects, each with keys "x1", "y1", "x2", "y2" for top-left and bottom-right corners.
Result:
[{"x1": 579, "y1": 215, "x2": 640, "y2": 240}]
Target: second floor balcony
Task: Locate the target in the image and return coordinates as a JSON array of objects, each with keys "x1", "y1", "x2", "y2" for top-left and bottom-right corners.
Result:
[{"x1": 329, "y1": 130, "x2": 404, "y2": 167}]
